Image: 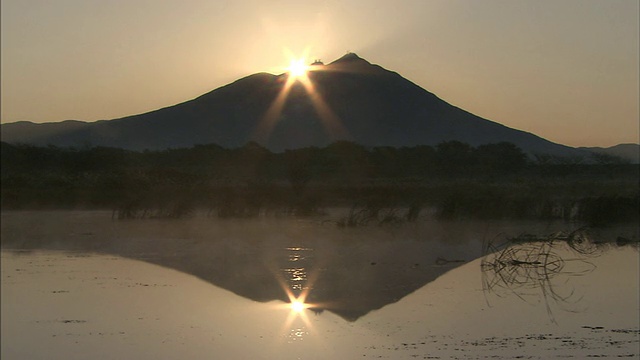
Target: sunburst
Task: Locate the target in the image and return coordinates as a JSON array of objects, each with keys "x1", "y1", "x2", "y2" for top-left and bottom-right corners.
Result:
[
  {"x1": 253, "y1": 49, "x2": 350, "y2": 144},
  {"x1": 290, "y1": 299, "x2": 307, "y2": 313},
  {"x1": 287, "y1": 58, "x2": 309, "y2": 79}
]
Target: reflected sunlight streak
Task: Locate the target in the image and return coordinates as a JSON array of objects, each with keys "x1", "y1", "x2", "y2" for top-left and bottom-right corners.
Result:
[
  {"x1": 279, "y1": 288, "x2": 316, "y2": 342},
  {"x1": 270, "y1": 263, "x2": 328, "y2": 345}
]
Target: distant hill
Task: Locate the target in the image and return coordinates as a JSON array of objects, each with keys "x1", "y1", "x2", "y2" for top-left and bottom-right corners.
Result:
[
  {"x1": 580, "y1": 144, "x2": 640, "y2": 164},
  {"x1": 1, "y1": 53, "x2": 584, "y2": 156}
]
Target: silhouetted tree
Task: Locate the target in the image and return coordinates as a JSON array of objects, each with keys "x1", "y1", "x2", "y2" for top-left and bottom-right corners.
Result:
[
  {"x1": 475, "y1": 142, "x2": 528, "y2": 174},
  {"x1": 323, "y1": 141, "x2": 371, "y2": 181},
  {"x1": 285, "y1": 148, "x2": 317, "y2": 195},
  {"x1": 436, "y1": 141, "x2": 474, "y2": 176},
  {"x1": 398, "y1": 145, "x2": 437, "y2": 176}
]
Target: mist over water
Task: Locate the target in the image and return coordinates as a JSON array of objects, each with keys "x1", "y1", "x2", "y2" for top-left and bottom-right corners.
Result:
[{"x1": 1, "y1": 211, "x2": 638, "y2": 359}]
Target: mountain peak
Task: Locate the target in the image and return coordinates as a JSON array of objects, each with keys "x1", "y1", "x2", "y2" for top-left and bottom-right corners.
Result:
[
  {"x1": 326, "y1": 52, "x2": 385, "y2": 76},
  {"x1": 330, "y1": 52, "x2": 370, "y2": 65}
]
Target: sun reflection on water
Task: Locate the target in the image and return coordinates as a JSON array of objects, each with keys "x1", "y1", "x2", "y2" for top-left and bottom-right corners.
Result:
[
  {"x1": 287, "y1": 327, "x2": 309, "y2": 342},
  {"x1": 269, "y1": 244, "x2": 329, "y2": 344},
  {"x1": 291, "y1": 300, "x2": 306, "y2": 312},
  {"x1": 283, "y1": 267, "x2": 307, "y2": 282}
]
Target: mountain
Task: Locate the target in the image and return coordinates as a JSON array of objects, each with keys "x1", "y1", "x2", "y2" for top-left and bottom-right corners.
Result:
[
  {"x1": 1, "y1": 53, "x2": 582, "y2": 155},
  {"x1": 579, "y1": 144, "x2": 640, "y2": 164}
]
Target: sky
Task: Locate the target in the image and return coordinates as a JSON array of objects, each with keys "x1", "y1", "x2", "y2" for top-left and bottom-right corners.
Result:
[{"x1": 1, "y1": 0, "x2": 638, "y2": 148}]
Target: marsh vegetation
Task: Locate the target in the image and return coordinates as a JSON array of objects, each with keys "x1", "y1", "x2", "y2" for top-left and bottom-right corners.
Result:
[
  {"x1": 2, "y1": 141, "x2": 637, "y2": 227},
  {"x1": 481, "y1": 228, "x2": 638, "y2": 324}
]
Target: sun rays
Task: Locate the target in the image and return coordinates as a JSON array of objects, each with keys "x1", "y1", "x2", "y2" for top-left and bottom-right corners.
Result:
[{"x1": 253, "y1": 49, "x2": 350, "y2": 145}]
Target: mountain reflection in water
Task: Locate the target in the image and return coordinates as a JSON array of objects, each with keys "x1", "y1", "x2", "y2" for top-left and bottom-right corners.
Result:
[{"x1": 1, "y1": 211, "x2": 637, "y2": 322}]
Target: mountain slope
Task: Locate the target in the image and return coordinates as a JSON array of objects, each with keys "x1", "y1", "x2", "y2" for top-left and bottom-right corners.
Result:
[
  {"x1": 1, "y1": 53, "x2": 580, "y2": 155},
  {"x1": 580, "y1": 144, "x2": 640, "y2": 164}
]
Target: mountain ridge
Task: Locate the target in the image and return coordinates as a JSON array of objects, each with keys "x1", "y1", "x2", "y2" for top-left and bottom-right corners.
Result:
[
  {"x1": 579, "y1": 143, "x2": 640, "y2": 164},
  {"x1": 0, "y1": 53, "x2": 595, "y2": 157}
]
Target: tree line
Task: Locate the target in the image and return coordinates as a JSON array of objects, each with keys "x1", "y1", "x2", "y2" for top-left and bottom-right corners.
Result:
[{"x1": 1, "y1": 140, "x2": 637, "y2": 225}]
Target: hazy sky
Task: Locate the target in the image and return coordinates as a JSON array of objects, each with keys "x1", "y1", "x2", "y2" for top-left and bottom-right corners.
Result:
[{"x1": 1, "y1": 0, "x2": 638, "y2": 147}]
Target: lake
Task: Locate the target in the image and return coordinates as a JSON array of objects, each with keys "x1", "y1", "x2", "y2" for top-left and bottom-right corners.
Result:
[{"x1": 1, "y1": 211, "x2": 638, "y2": 359}]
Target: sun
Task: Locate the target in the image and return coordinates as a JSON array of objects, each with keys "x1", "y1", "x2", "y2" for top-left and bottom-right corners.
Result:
[
  {"x1": 287, "y1": 58, "x2": 308, "y2": 79},
  {"x1": 290, "y1": 300, "x2": 306, "y2": 313}
]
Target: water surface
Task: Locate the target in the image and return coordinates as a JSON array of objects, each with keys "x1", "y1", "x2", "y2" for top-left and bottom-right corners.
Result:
[{"x1": 1, "y1": 211, "x2": 638, "y2": 359}]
